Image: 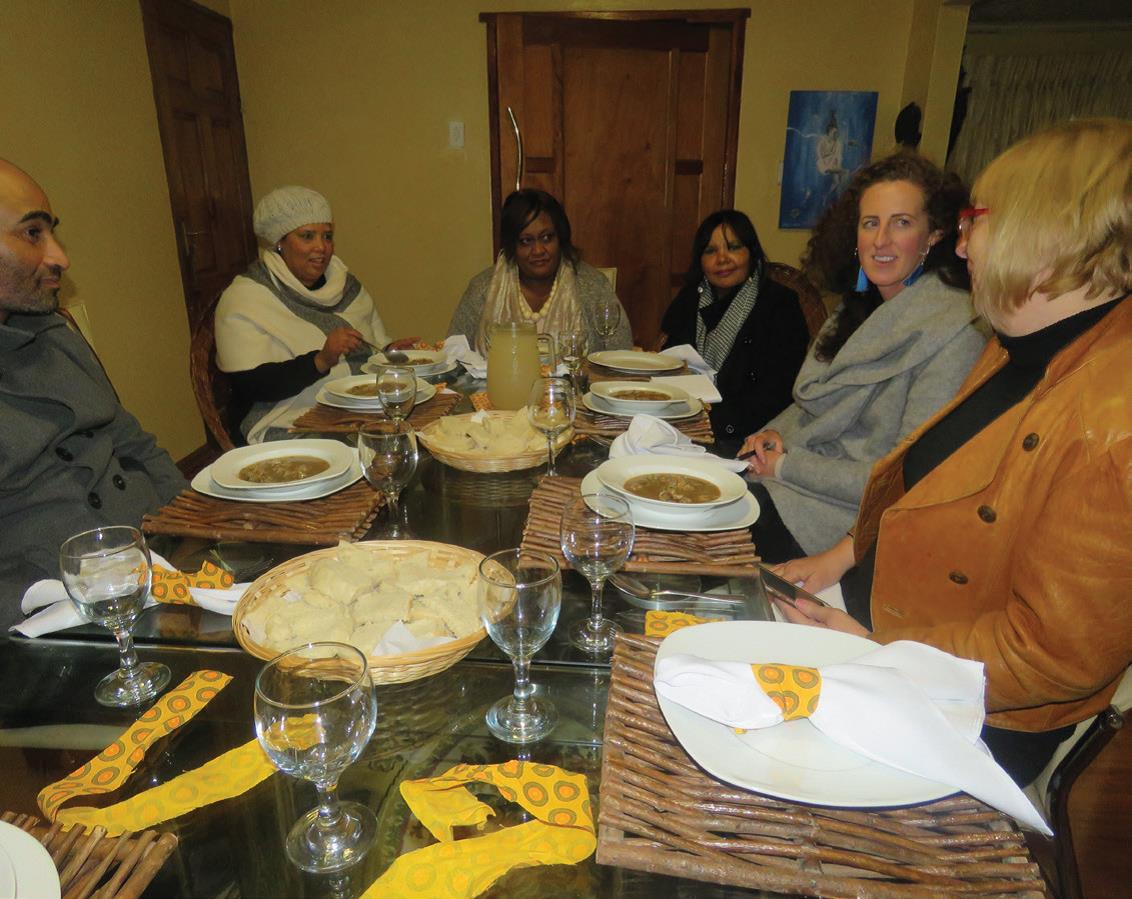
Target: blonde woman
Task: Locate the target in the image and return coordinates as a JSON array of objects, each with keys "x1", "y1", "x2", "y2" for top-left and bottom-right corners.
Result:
[{"x1": 776, "y1": 118, "x2": 1132, "y2": 785}]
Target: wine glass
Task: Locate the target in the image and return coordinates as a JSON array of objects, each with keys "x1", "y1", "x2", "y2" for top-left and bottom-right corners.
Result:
[
  {"x1": 536, "y1": 332, "x2": 557, "y2": 375},
  {"x1": 560, "y1": 494, "x2": 635, "y2": 655},
  {"x1": 358, "y1": 425, "x2": 418, "y2": 536},
  {"x1": 594, "y1": 296, "x2": 621, "y2": 345},
  {"x1": 376, "y1": 365, "x2": 416, "y2": 431},
  {"x1": 59, "y1": 526, "x2": 171, "y2": 707},
  {"x1": 254, "y1": 642, "x2": 377, "y2": 873},
  {"x1": 527, "y1": 377, "x2": 575, "y2": 476},
  {"x1": 478, "y1": 549, "x2": 562, "y2": 743},
  {"x1": 558, "y1": 329, "x2": 587, "y2": 392}
]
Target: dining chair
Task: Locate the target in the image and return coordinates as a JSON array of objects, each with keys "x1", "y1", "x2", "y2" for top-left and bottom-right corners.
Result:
[
  {"x1": 1026, "y1": 666, "x2": 1132, "y2": 898},
  {"x1": 188, "y1": 295, "x2": 244, "y2": 451}
]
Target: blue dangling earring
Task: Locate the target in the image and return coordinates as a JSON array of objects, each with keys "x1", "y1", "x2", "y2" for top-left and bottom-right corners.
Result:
[{"x1": 855, "y1": 266, "x2": 869, "y2": 293}]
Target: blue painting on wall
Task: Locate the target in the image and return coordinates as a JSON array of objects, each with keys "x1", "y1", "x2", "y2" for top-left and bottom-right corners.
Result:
[{"x1": 779, "y1": 90, "x2": 878, "y2": 229}]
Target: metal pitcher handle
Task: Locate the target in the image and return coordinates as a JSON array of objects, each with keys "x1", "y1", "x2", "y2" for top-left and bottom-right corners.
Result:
[{"x1": 506, "y1": 106, "x2": 524, "y2": 192}]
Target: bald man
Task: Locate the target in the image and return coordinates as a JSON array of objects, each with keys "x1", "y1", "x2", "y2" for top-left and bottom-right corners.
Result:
[{"x1": 0, "y1": 159, "x2": 185, "y2": 627}]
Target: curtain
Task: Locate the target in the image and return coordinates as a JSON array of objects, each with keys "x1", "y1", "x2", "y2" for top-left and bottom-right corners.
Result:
[{"x1": 949, "y1": 50, "x2": 1132, "y2": 186}]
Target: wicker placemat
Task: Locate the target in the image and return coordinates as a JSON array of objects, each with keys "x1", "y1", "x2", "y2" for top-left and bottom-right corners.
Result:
[
  {"x1": 142, "y1": 480, "x2": 384, "y2": 545},
  {"x1": 0, "y1": 811, "x2": 178, "y2": 899},
  {"x1": 521, "y1": 476, "x2": 759, "y2": 575},
  {"x1": 289, "y1": 390, "x2": 461, "y2": 433},
  {"x1": 574, "y1": 405, "x2": 714, "y2": 444},
  {"x1": 597, "y1": 633, "x2": 1049, "y2": 897}
]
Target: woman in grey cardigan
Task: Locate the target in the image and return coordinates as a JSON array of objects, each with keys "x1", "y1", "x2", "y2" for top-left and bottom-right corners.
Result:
[
  {"x1": 447, "y1": 189, "x2": 631, "y2": 353},
  {"x1": 741, "y1": 154, "x2": 986, "y2": 561}
]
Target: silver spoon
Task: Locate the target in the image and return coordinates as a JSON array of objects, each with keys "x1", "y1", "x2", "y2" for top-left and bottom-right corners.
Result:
[{"x1": 610, "y1": 573, "x2": 746, "y2": 607}]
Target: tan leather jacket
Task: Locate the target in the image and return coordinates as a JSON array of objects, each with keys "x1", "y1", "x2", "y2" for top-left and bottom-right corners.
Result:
[{"x1": 855, "y1": 297, "x2": 1132, "y2": 732}]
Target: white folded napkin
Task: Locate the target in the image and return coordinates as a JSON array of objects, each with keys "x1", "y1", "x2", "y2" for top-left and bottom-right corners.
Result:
[
  {"x1": 442, "y1": 335, "x2": 487, "y2": 378},
  {"x1": 654, "y1": 640, "x2": 1050, "y2": 834},
  {"x1": 610, "y1": 415, "x2": 747, "y2": 473},
  {"x1": 660, "y1": 344, "x2": 717, "y2": 378},
  {"x1": 13, "y1": 552, "x2": 249, "y2": 639},
  {"x1": 650, "y1": 373, "x2": 722, "y2": 404}
]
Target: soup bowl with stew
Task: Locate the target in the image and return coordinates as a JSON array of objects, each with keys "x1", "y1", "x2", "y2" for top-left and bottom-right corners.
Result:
[
  {"x1": 595, "y1": 456, "x2": 746, "y2": 513},
  {"x1": 590, "y1": 380, "x2": 691, "y2": 413}
]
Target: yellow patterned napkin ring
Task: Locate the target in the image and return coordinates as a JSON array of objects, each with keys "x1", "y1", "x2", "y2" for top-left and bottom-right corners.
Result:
[
  {"x1": 150, "y1": 561, "x2": 234, "y2": 605},
  {"x1": 36, "y1": 670, "x2": 281, "y2": 837},
  {"x1": 644, "y1": 610, "x2": 720, "y2": 637},
  {"x1": 364, "y1": 760, "x2": 595, "y2": 899},
  {"x1": 752, "y1": 663, "x2": 822, "y2": 721}
]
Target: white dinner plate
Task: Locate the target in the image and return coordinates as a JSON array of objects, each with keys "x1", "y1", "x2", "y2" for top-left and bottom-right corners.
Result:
[
  {"x1": 193, "y1": 458, "x2": 362, "y2": 503},
  {"x1": 588, "y1": 350, "x2": 685, "y2": 373},
  {"x1": 656, "y1": 621, "x2": 956, "y2": 807},
  {"x1": 210, "y1": 439, "x2": 355, "y2": 490},
  {"x1": 583, "y1": 391, "x2": 703, "y2": 421},
  {"x1": 595, "y1": 456, "x2": 747, "y2": 511},
  {"x1": 316, "y1": 380, "x2": 437, "y2": 411},
  {"x1": 0, "y1": 821, "x2": 61, "y2": 899},
  {"x1": 364, "y1": 348, "x2": 447, "y2": 370},
  {"x1": 361, "y1": 358, "x2": 457, "y2": 379},
  {"x1": 581, "y1": 470, "x2": 758, "y2": 532},
  {"x1": 589, "y1": 379, "x2": 691, "y2": 413}
]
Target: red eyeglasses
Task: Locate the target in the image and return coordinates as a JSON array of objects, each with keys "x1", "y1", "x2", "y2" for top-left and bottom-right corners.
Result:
[{"x1": 958, "y1": 206, "x2": 989, "y2": 237}]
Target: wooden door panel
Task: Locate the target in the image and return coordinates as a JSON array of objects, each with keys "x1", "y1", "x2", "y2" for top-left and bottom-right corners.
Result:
[
  {"x1": 142, "y1": 0, "x2": 255, "y2": 329},
  {"x1": 563, "y1": 46, "x2": 671, "y2": 346},
  {"x1": 483, "y1": 10, "x2": 748, "y2": 347}
]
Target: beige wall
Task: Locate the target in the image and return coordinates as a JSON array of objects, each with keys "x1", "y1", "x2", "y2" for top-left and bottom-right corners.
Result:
[
  {"x1": 229, "y1": 0, "x2": 966, "y2": 342},
  {"x1": 1, "y1": 3, "x2": 204, "y2": 458},
  {"x1": 2, "y1": 1, "x2": 965, "y2": 454}
]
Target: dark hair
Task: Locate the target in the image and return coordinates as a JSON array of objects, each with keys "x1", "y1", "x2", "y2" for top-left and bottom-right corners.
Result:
[
  {"x1": 499, "y1": 189, "x2": 579, "y2": 266},
  {"x1": 684, "y1": 209, "x2": 767, "y2": 291},
  {"x1": 802, "y1": 152, "x2": 970, "y2": 361}
]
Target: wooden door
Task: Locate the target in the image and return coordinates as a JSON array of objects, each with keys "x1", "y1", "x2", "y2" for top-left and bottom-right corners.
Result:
[
  {"x1": 140, "y1": 0, "x2": 256, "y2": 329},
  {"x1": 482, "y1": 10, "x2": 748, "y2": 349}
]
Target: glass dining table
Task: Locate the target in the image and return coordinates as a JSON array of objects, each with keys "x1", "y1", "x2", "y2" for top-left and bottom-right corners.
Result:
[{"x1": 0, "y1": 412, "x2": 778, "y2": 897}]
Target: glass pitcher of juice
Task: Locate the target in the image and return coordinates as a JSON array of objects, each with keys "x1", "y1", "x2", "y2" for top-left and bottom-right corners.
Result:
[{"x1": 487, "y1": 321, "x2": 540, "y2": 410}]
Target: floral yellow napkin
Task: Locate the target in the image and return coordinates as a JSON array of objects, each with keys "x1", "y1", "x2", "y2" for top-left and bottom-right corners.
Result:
[
  {"x1": 149, "y1": 560, "x2": 234, "y2": 603},
  {"x1": 644, "y1": 610, "x2": 718, "y2": 637},
  {"x1": 363, "y1": 760, "x2": 595, "y2": 898},
  {"x1": 37, "y1": 671, "x2": 277, "y2": 836}
]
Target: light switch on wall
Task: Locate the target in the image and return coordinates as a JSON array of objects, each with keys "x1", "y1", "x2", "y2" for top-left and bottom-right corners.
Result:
[{"x1": 448, "y1": 120, "x2": 465, "y2": 149}]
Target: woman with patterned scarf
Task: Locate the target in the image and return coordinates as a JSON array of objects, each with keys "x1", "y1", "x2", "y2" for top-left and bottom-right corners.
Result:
[
  {"x1": 215, "y1": 186, "x2": 410, "y2": 443},
  {"x1": 661, "y1": 210, "x2": 810, "y2": 443},
  {"x1": 447, "y1": 189, "x2": 631, "y2": 355}
]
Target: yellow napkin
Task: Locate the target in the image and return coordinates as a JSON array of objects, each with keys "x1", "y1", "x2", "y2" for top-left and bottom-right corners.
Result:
[
  {"x1": 751, "y1": 663, "x2": 822, "y2": 721},
  {"x1": 644, "y1": 609, "x2": 720, "y2": 637},
  {"x1": 469, "y1": 391, "x2": 493, "y2": 411},
  {"x1": 364, "y1": 760, "x2": 595, "y2": 898},
  {"x1": 37, "y1": 670, "x2": 278, "y2": 836},
  {"x1": 150, "y1": 561, "x2": 234, "y2": 604}
]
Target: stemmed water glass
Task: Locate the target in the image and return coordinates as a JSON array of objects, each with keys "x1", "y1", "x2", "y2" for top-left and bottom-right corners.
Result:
[
  {"x1": 358, "y1": 425, "x2": 419, "y2": 537},
  {"x1": 376, "y1": 365, "x2": 416, "y2": 431},
  {"x1": 560, "y1": 494, "x2": 635, "y2": 655},
  {"x1": 478, "y1": 549, "x2": 562, "y2": 743},
  {"x1": 59, "y1": 526, "x2": 171, "y2": 707},
  {"x1": 558, "y1": 329, "x2": 587, "y2": 392},
  {"x1": 536, "y1": 332, "x2": 557, "y2": 375},
  {"x1": 595, "y1": 295, "x2": 621, "y2": 345},
  {"x1": 255, "y1": 642, "x2": 377, "y2": 873},
  {"x1": 527, "y1": 377, "x2": 576, "y2": 476}
]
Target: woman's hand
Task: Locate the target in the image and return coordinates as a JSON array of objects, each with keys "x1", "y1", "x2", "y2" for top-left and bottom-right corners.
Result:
[
  {"x1": 771, "y1": 537, "x2": 855, "y2": 594},
  {"x1": 774, "y1": 597, "x2": 869, "y2": 637},
  {"x1": 315, "y1": 327, "x2": 365, "y2": 373},
  {"x1": 739, "y1": 429, "x2": 784, "y2": 477},
  {"x1": 385, "y1": 336, "x2": 422, "y2": 351}
]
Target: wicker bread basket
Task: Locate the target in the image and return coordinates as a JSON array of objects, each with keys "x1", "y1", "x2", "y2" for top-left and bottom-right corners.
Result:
[
  {"x1": 417, "y1": 411, "x2": 572, "y2": 473},
  {"x1": 232, "y1": 540, "x2": 487, "y2": 684}
]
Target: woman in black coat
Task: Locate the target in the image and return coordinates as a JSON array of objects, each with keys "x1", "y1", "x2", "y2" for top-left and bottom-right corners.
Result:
[{"x1": 661, "y1": 210, "x2": 810, "y2": 441}]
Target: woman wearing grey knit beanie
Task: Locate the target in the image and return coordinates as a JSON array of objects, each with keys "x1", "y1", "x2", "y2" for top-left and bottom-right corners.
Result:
[{"x1": 214, "y1": 186, "x2": 409, "y2": 443}]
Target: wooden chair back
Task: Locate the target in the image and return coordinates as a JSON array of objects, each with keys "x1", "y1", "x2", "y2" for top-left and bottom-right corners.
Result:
[
  {"x1": 188, "y1": 297, "x2": 243, "y2": 451},
  {"x1": 765, "y1": 262, "x2": 828, "y2": 340}
]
